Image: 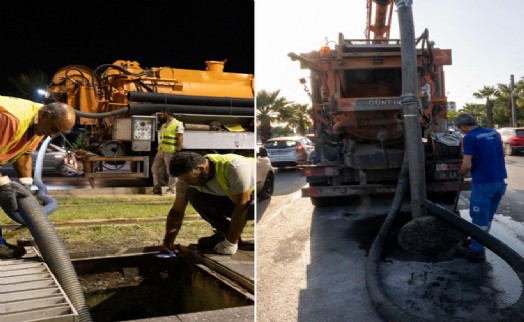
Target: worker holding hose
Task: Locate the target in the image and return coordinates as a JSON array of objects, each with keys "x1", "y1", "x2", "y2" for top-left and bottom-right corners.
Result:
[
  {"x1": 454, "y1": 114, "x2": 507, "y2": 261},
  {"x1": 162, "y1": 151, "x2": 254, "y2": 255},
  {"x1": 0, "y1": 95, "x2": 76, "y2": 259}
]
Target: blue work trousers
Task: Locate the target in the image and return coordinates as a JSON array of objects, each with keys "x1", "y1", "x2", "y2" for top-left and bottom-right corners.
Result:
[{"x1": 469, "y1": 180, "x2": 506, "y2": 251}]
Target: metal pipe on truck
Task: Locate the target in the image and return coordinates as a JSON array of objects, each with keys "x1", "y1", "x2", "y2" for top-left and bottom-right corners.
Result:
[{"x1": 128, "y1": 91, "x2": 254, "y2": 108}]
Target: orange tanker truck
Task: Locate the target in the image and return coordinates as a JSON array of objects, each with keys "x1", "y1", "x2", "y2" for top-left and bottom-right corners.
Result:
[
  {"x1": 288, "y1": 0, "x2": 466, "y2": 207},
  {"x1": 46, "y1": 60, "x2": 254, "y2": 180}
]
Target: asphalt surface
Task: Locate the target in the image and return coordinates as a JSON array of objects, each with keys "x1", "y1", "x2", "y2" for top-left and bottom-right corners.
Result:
[{"x1": 256, "y1": 169, "x2": 524, "y2": 322}]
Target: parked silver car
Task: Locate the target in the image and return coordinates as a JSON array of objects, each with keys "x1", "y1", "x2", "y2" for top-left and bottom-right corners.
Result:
[
  {"x1": 1, "y1": 143, "x2": 78, "y2": 177},
  {"x1": 256, "y1": 147, "x2": 275, "y2": 200},
  {"x1": 262, "y1": 136, "x2": 315, "y2": 168}
]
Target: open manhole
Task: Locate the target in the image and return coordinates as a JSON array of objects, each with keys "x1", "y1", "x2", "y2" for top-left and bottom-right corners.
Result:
[{"x1": 70, "y1": 247, "x2": 254, "y2": 322}]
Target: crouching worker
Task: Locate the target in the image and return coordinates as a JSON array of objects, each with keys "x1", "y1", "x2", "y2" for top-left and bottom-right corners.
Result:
[{"x1": 162, "y1": 152, "x2": 254, "y2": 255}]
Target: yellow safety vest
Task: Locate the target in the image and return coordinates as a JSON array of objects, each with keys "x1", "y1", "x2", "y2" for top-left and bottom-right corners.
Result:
[
  {"x1": 192, "y1": 154, "x2": 255, "y2": 195},
  {"x1": 0, "y1": 96, "x2": 43, "y2": 162},
  {"x1": 158, "y1": 119, "x2": 180, "y2": 153}
]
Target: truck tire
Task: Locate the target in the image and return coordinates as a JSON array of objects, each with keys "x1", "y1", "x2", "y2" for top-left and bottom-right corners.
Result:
[{"x1": 258, "y1": 172, "x2": 274, "y2": 201}]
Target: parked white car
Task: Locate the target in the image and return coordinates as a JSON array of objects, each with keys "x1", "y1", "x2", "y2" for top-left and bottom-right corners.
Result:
[
  {"x1": 256, "y1": 147, "x2": 274, "y2": 200},
  {"x1": 262, "y1": 136, "x2": 315, "y2": 168}
]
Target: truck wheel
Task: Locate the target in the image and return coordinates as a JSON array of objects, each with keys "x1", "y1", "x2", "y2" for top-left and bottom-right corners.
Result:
[{"x1": 258, "y1": 172, "x2": 274, "y2": 201}]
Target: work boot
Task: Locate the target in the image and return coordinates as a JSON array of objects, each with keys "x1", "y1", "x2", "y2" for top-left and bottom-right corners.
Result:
[
  {"x1": 151, "y1": 187, "x2": 162, "y2": 195},
  {"x1": 198, "y1": 231, "x2": 226, "y2": 249},
  {"x1": 455, "y1": 245, "x2": 486, "y2": 261},
  {"x1": 0, "y1": 242, "x2": 27, "y2": 259}
]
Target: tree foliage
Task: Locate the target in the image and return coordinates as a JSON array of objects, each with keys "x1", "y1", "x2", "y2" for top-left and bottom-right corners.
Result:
[
  {"x1": 473, "y1": 86, "x2": 498, "y2": 128},
  {"x1": 256, "y1": 89, "x2": 312, "y2": 142},
  {"x1": 462, "y1": 77, "x2": 524, "y2": 128}
]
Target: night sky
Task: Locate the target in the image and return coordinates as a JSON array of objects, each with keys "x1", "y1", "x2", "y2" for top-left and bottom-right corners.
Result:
[{"x1": 1, "y1": 0, "x2": 254, "y2": 96}]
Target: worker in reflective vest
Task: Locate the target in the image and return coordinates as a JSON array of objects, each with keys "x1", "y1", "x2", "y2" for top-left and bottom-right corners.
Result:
[
  {"x1": 0, "y1": 95, "x2": 76, "y2": 259},
  {"x1": 162, "y1": 152, "x2": 254, "y2": 255},
  {"x1": 151, "y1": 111, "x2": 184, "y2": 195}
]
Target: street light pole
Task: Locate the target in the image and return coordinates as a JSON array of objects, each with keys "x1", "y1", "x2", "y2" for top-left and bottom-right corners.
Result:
[{"x1": 510, "y1": 74, "x2": 517, "y2": 127}]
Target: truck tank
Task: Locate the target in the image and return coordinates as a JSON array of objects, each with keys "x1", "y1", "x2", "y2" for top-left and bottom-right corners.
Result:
[{"x1": 46, "y1": 60, "x2": 254, "y2": 180}]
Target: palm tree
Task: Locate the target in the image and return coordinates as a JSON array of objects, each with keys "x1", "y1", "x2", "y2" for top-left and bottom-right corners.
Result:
[
  {"x1": 256, "y1": 90, "x2": 290, "y2": 143},
  {"x1": 460, "y1": 103, "x2": 486, "y2": 126},
  {"x1": 8, "y1": 70, "x2": 48, "y2": 101},
  {"x1": 473, "y1": 86, "x2": 498, "y2": 128},
  {"x1": 514, "y1": 77, "x2": 524, "y2": 126},
  {"x1": 495, "y1": 82, "x2": 514, "y2": 127},
  {"x1": 285, "y1": 103, "x2": 312, "y2": 135}
]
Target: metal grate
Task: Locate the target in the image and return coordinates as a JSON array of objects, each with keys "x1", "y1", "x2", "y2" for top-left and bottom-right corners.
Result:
[{"x1": 0, "y1": 248, "x2": 78, "y2": 322}]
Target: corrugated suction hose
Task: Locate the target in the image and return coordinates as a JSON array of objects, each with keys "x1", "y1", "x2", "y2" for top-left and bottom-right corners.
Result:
[
  {"x1": 12, "y1": 136, "x2": 93, "y2": 322},
  {"x1": 366, "y1": 156, "x2": 524, "y2": 321},
  {"x1": 17, "y1": 190, "x2": 92, "y2": 322}
]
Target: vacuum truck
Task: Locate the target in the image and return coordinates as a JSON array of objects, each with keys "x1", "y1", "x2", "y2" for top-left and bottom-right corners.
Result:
[
  {"x1": 288, "y1": 0, "x2": 466, "y2": 206},
  {"x1": 46, "y1": 59, "x2": 254, "y2": 180}
]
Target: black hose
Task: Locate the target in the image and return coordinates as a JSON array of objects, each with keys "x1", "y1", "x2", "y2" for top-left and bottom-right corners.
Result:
[
  {"x1": 7, "y1": 137, "x2": 93, "y2": 321},
  {"x1": 128, "y1": 91, "x2": 254, "y2": 107},
  {"x1": 75, "y1": 107, "x2": 130, "y2": 119},
  {"x1": 128, "y1": 103, "x2": 254, "y2": 116},
  {"x1": 366, "y1": 155, "x2": 425, "y2": 321},
  {"x1": 422, "y1": 200, "x2": 524, "y2": 321},
  {"x1": 74, "y1": 102, "x2": 253, "y2": 120},
  {"x1": 17, "y1": 186, "x2": 92, "y2": 322},
  {"x1": 7, "y1": 136, "x2": 57, "y2": 225},
  {"x1": 365, "y1": 161, "x2": 524, "y2": 321}
]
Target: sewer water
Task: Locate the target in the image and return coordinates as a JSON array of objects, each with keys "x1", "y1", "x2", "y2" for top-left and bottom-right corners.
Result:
[{"x1": 74, "y1": 255, "x2": 253, "y2": 322}]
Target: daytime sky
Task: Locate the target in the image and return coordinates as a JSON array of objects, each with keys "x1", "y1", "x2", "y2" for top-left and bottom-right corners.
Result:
[{"x1": 256, "y1": 0, "x2": 524, "y2": 110}]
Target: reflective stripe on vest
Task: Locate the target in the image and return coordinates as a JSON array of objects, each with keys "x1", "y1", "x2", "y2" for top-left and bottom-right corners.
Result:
[
  {"x1": 191, "y1": 154, "x2": 255, "y2": 195},
  {"x1": 0, "y1": 96, "x2": 43, "y2": 158},
  {"x1": 158, "y1": 119, "x2": 180, "y2": 153}
]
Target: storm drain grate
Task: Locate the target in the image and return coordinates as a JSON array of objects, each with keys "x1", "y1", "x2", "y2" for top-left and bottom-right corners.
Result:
[{"x1": 0, "y1": 249, "x2": 78, "y2": 322}]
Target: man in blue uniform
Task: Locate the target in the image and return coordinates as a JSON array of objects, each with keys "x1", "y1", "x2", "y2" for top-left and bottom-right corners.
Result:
[{"x1": 454, "y1": 114, "x2": 507, "y2": 260}]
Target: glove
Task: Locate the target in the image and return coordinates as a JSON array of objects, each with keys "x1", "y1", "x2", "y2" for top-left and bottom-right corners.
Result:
[
  {"x1": 0, "y1": 180, "x2": 32, "y2": 216},
  {"x1": 214, "y1": 239, "x2": 238, "y2": 255}
]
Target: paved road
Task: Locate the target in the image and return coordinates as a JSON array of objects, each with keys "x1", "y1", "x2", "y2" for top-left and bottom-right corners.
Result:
[{"x1": 256, "y1": 156, "x2": 524, "y2": 322}]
